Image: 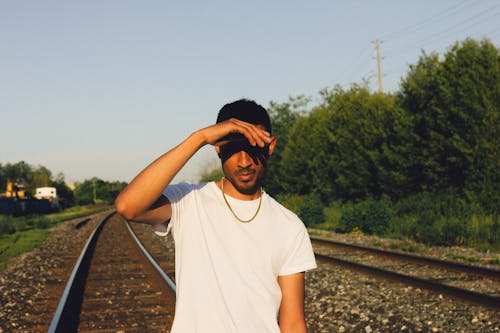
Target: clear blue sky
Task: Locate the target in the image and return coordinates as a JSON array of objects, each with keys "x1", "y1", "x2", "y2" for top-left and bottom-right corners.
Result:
[{"x1": 1, "y1": 0, "x2": 499, "y2": 184}]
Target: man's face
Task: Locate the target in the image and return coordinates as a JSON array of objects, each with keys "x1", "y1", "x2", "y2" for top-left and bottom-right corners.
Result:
[{"x1": 217, "y1": 131, "x2": 272, "y2": 195}]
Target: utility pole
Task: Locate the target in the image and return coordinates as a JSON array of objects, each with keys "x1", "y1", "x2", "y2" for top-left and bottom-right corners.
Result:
[{"x1": 375, "y1": 39, "x2": 383, "y2": 93}]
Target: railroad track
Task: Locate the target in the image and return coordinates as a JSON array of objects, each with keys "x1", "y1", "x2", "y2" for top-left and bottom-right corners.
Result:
[
  {"x1": 311, "y1": 237, "x2": 500, "y2": 310},
  {"x1": 48, "y1": 212, "x2": 176, "y2": 333}
]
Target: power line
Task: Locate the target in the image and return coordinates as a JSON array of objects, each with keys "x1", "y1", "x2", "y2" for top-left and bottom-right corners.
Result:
[
  {"x1": 382, "y1": 4, "x2": 499, "y2": 65},
  {"x1": 488, "y1": 30, "x2": 500, "y2": 40},
  {"x1": 340, "y1": 2, "x2": 499, "y2": 92},
  {"x1": 380, "y1": 0, "x2": 474, "y2": 40},
  {"x1": 417, "y1": 10, "x2": 500, "y2": 49},
  {"x1": 384, "y1": 3, "x2": 500, "y2": 50},
  {"x1": 484, "y1": 27, "x2": 500, "y2": 37},
  {"x1": 337, "y1": 45, "x2": 373, "y2": 87}
]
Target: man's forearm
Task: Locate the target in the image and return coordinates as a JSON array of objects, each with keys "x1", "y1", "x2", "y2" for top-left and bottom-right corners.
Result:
[
  {"x1": 115, "y1": 131, "x2": 205, "y2": 220},
  {"x1": 280, "y1": 316, "x2": 307, "y2": 333},
  {"x1": 115, "y1": 118, "x2": 272, "y2": 221}
]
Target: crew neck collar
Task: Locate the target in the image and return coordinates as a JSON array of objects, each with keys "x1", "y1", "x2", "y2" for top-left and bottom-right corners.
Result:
[{"x1": 210, "y1": 181, "x2": 264, "y2": 203}]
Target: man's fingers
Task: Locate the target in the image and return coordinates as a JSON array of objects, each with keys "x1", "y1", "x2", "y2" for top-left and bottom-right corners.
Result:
[
  {"x1": 207, "y1": 118, "x2": 271, "y2": 147},
  {"x1": 229, "y1": 119, "x2": 271, "y2": 147}
]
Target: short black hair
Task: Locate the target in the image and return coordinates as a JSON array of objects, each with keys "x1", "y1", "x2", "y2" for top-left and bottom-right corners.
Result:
[{"x1": 216, "y1": 99, "x2": 272, "y2": 133}]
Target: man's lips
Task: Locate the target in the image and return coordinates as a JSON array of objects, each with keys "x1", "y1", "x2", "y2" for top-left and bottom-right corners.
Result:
[{"x1": 236, "y1": 170, "x2": 255, "y2": 181}]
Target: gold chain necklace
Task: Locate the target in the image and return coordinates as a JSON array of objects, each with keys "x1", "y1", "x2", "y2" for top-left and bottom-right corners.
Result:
[{"x1": 220, "y1": 178, "x2": 262, "y2": 223}]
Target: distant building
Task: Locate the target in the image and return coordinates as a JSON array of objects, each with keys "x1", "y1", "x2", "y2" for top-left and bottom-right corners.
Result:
[{"x1": 35, "y1": 187, "x2": 59, "y2": 209}]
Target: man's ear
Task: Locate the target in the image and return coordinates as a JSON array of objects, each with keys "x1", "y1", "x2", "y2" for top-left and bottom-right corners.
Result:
[
  {"x1": 268, "y1": 137, "x2": 277, "y2": 156},
  {"x1": 214, "y1": 145, "x2": 222, "y2": 158}
]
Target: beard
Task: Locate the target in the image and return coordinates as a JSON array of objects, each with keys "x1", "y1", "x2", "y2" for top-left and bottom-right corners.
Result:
[{"x1": 224, "y1": 167, "x2": 265, "y2": 195}]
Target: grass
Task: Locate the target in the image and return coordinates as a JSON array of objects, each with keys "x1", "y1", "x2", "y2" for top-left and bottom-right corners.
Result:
[
  {"x1": 0, "y1": 205, "x2": 112, "y2": 270},
  {"x1": 446, "y1": 253, "x2": 500, "y2": 266},
  {"x1": 386, "y1": 240, "x2": 422, "y2": 253},
  {"x1": 320, "y1": 202, "x2": 342, "y2": 231},
  {"x1": 0, "y1": 229, "x2": 51, "y2": 269},
  {"x1": 46, "y1": 205, "x2": 111, "y2": 224}
]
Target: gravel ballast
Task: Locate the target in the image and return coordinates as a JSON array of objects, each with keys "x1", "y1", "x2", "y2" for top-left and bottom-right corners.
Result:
[{"x1": 0, "y1": 217, "x2": 498, "y2": 332}]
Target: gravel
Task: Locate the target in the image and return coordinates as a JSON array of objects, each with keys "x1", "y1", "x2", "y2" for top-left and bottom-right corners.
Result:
[
  {"x1": 312, "y1": 242, "x2": 500, "y2": 297},
  {"x1": 305, "y1": 261, "x2": 499, "y2": 332},
  {"x1": 309, "y1": 228, "x2": 500, "y2": 269},
  {"x1": 306, "y1": 229, "x2": 499, "y2": 332},
  {"x1": 0, "y1": 211, "x2": 109, "y2": 332},
  {"x1": 0, "y1": 215, "x2": 498, "y2": 333}
]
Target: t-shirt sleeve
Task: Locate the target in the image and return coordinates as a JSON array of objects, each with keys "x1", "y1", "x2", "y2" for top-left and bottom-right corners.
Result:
[
  {"x1": 151, "y1": 182, "x2": 193, "y2": 237},
  {"x1": 279, "y1": 225, "x2": 317, "y2": 276}
]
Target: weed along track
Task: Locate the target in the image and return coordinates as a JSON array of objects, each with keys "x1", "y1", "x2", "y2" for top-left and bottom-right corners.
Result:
[
  {"x1": 311, "y1": 237, "x2": 500, "y2": 310},
  {"x1": 48, "y1": 212, "x2": 176, "y2": 332}
]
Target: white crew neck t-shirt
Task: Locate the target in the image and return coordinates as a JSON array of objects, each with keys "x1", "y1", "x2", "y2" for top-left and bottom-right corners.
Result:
[{"x1": 152, "y1": 182, "x2": 317, "y2": 333}]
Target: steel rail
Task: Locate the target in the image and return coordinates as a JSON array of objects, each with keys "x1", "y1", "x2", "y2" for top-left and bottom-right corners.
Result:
[
  {"x1": 311, "y1": 237, "x2": 500, "y2": 280},
  {"x1": 48, "y1": 213, "x2": 176, "y2": 332},
  {"x1": 315, "y1": 252, "x2": 500, "y2": 310},
  {"x1": 125, "y1": 220, "x2": 176, "y2": 293},
  {"x1": 47, "y1": 211, "x2": 115, "y2": 333}
]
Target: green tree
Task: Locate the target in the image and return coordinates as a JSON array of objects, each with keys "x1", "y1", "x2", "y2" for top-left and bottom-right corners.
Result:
[
  {"x1": 199, "y1": 167, "x2": 224, "y2": 183},
  {"x1": 73, "y1": 180, "x2": 94, "y2": 205},
  {"x1": 31, "y1": 166, "x2": 52, "y2": 189},
  {"x1": 280, "y1": 85, "x2": 411, "y2": 202},
  {"x1": 0, "y1": 161, "x2": 33, "y2": 191},
  {"x1": 398, "y1": 38, "x2": 500, "y2": 212},
  {"x1": 439, "y1": 39, "x2": 499, "y2": 213},
  {"x1": 0, "y1": 162, "x2": 55, "y2": 195},
  {"x1": 0, "y1": 164, "x2": 4, "y2": 191},
  {"x1": 265, "y1": 96, "x2": 309, "y2": 195},
  {"x1": 279, "y1": 111, "x2": 319, "y2": 195},
  {"x1": 398, "y1": 51, "x2": 445, "y2": 192},
  {"x1": 339, "y1": 196, "x2": 394, "y2": 235},
  {"x1": 108, "y1": 180, "x2": 128, "y2": 203},
  {"x1": 322, "y1": 86, "x2": 411, "y2": 201},
  {"x1": 73, "y1": 177, "x2": 127, "y2": 205},
  {"x1": 298, "y1": 193, "x2": 325, "y2": 227},
  {"x1": 50, "y1": 173, "x2": 74, "y2": 207}
]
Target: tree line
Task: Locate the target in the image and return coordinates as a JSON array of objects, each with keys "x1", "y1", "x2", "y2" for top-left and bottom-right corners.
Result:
[
  {"x1": 0, "y1": 161, "x2": 126, "y2": 207},
  {"x1": 201, "y1": 38, "x2": 498, "y2": 249},
  {"x1": 265, "y1": 38, "x2": 498, "y2": 214}
]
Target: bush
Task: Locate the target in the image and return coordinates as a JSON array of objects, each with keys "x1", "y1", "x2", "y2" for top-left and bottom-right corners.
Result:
[
  {"x1": 393, "y1": 191, "x2": 473, "y2": 223},
  {"x1": 339, "y1": 196, "x2": 394, "y2": 235},
  {"x1": 31, "y1": 216, "x2": 52, "y2": 229},
  {"x1": 322, "y1": 201, "x2": 343, "y2": 230},
  {"x1": 1, "y1": 215, "x2": 52, "y2": 234},
  {"x1": 275, "y1": 193, "x2": 304, "y2": 214},
  {"x1": 469, "y1": 214, "x2": 499, "y2": 250},
  {"x1": 390, "y1": 191, "x2": 500, "y2": 249},
  {"x1": 199, "y1": 167, "x2": 224, "y2": 183},
  {"x1": 442, "y1": 217, "x2": 469, "y2": 245},
  {"x1": 0, "y1": 216, "x2": 15, "y2": 235},
  {"x1": 298, "y1": 193, "x2": 325, "y2": 227},
  {"x1": 13, "y1": 218, "x2": 27, "y2": 232}
]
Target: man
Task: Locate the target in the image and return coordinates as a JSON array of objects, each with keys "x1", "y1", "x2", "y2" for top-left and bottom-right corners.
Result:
[{"x1": 115, "y1": 99, "x2": 316, "y2": 332}]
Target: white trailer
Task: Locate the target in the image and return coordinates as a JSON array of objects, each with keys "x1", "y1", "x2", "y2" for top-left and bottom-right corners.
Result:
[{"x1": 35, "y1": 187, "x2": 59, "y2": 209}]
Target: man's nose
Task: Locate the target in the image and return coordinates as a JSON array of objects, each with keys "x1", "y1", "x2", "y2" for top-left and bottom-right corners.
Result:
[{"x1": 236, "y1": 150, "x2": 253, "y2": 168}]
